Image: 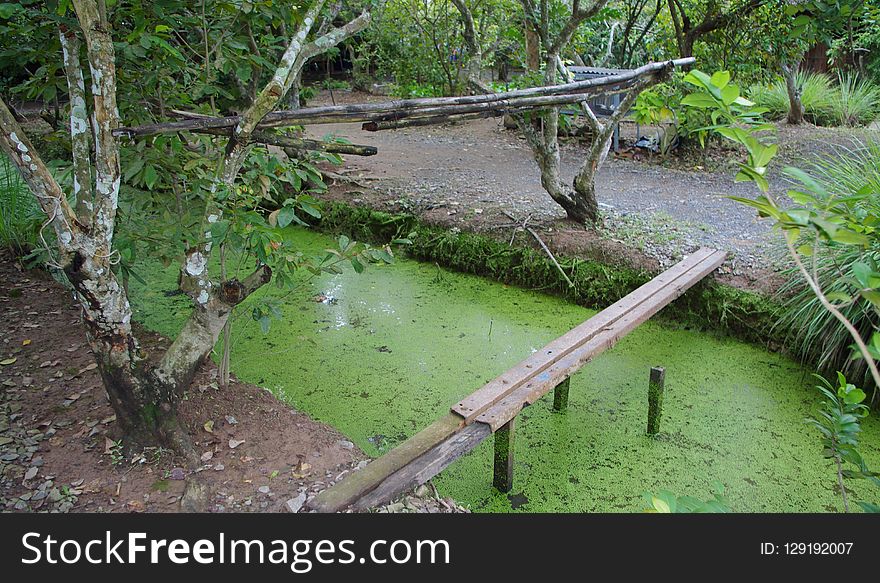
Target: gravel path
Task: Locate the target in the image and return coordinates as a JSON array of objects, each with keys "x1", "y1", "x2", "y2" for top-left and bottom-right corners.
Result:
[{"x1": 306, "y1": 90, "x2": 876, "y2": 269}]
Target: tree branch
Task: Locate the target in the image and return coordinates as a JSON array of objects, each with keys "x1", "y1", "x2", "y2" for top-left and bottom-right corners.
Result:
[
  {"x1": 59, "y1": 27, "x2": 94, "y2": 224},
  {"x1": 0, "y1": 99, "x2": 78, "y2": 258},
  {"x1": 235, "y1": 0, "x2": 327, "y2": 140},
  {"x1": 72, "y1": 0, "x2": 121, "y2": 244},
  {"x1": 295, "y1": 10, "x2": 372, "y2": 70}
]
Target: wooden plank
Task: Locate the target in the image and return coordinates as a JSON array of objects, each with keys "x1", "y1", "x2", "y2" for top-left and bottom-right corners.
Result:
[
  {"x1": 475, "y1": 250, "x2": 726, "y2": 430},
  {"x1": 306, "y1": 413, "x2": 465, "y2": 513},
  {"x1": 352, "y1": 423, "x2": 491, "y2": 511},
  {"x1": 452, "y1": 248, "x2": 720, "y2": 422},
  {"x1": 308, "y1": 248, "x2": 725, "y2": 512}
]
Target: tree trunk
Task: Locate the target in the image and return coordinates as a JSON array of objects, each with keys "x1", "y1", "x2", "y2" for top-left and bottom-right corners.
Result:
[
  {"x1": 525, "y1": 24, "x2": 540, "y2": 70},
  {"x1": 681, "y1": 35, "x2": 694, "y2": 59},
  {"x1": 2, "y1": 0, "x2": 375, "y2": 464},
  {"x1": 571, "y1": 157, "x2": 601, "y2": 224},
  {"x1": 782, "y1": 62, "x2": 804, "y2": 125},
  {"x1": 61, "y1": 243, "x2": 196, "y2": 459},
  {"x1": 532, "y1": 144, "x2": 597, "y2": 223}
]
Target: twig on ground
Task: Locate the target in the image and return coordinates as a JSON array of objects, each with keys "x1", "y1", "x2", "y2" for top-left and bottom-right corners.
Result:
[{"x1": 503, "y1": 210, "x2": 575, "y2": 289}]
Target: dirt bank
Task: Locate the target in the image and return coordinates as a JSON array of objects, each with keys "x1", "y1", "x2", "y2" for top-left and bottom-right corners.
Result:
[{"x1": 0, "y1": 256, "x2": 464, "y2": 513}]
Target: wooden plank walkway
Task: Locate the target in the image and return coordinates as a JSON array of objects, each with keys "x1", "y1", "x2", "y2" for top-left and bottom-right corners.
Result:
[{"x1": 307, "y1": 248, "x2": 726, "y2": 512}]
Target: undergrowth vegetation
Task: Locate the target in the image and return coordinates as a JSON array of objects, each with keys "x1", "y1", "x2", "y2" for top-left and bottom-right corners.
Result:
[
  {"x1": 776, "y1": 140, "x2": 880, "y2": 389},
  {"x1": 751, "y1": 71, "x2": 880, "y2": 127},
  {"x1": 0, "y1": 154, "x2": 43, "y2": 257}
]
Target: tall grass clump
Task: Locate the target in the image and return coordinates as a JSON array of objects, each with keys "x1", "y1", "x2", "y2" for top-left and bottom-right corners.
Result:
[
  {"x1": 827, "y1": 72, "x2": 880, "y2": 127},
  {"x1": 750, "y1": 71, "x2": 834, "y2": 122},
  {"x1": 750, "y1": 71, "x2": 880, "y2": 127},
  {"x1": 777, "y1": 140, "x2": 880, "y2": 389},
  {"x1": 0, "y1": 154, "x2": 43, "y2": 256}
]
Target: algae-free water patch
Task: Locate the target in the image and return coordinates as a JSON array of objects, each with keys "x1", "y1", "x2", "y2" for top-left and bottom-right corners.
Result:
[{"x1": 129, "y1": 228, "x2": 880, "y2": 512}]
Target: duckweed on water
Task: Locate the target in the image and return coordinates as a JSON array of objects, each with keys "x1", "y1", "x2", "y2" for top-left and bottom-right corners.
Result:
[{"x1": 129, "y1": 228, "x2": 880, "y2": 513}]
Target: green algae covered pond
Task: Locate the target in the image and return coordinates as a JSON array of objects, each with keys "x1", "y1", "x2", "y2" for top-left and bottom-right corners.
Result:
[{"x1": 129, "y1": 228, "x2": 880, "y2": 512}]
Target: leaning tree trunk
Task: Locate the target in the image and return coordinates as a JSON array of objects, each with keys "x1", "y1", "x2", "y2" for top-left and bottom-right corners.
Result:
[
  {"x1": 451, "y1": 0, "x2": 491, "y2": 94},
  {"x1": 514, "y1": 52, "x2": 597, "y2": 224},
  {"x1": 571, "y1": 70, "x2": 670, "y2": 224},
  {"x1": 782, "y1": 62, "x2": 804, "y2": 125},
  {"x1": 1, "y1": 0, "x2": 374, "y2": 461}
]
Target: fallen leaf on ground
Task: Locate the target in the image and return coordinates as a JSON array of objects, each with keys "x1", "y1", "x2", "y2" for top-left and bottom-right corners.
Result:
[
  {"x1": 203, "y1": 420, "x2": 214, "y2": 433},
  {"x1": 1, "y1": 358, "x2": 17, "y2": 365},
  {"x1": 228, "y1": 438, "x2": 245, "y2": 449}
]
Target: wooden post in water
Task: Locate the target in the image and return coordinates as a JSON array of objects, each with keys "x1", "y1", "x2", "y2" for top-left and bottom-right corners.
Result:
[
  {"x1": 493, "y1": 418, "x2": 516, "y2": 492},
  {"x1": 553, "y1": 377, "x2": 571, "y2": 412},
  {"x1": 647, "y1": 366, "x2": 665, "y2": 435}
]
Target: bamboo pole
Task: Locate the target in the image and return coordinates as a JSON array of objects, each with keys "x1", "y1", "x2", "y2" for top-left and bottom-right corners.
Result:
[
  {"x1": 113, "y1": 58, "x2": 694, "y2": 139},
  {"x1": 362, "y1": 106, "x2": 538, "y2": 131},
  {"x1": 193, "y1": 127, "x2": 377, "y2": 155}
]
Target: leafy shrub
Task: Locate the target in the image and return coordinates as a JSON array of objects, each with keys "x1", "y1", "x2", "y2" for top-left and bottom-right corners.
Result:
[
  {"x1": 807, "y1": 373, "x2": 879, "y2": 513},
  {"x1": 320, "y1": 78, "x2": 352, "y2": 91},
  {"x1": 776, "y1": 140, "x2": 880, "y2": 388},
  {"x1": 0, "y1": 154, "x2": 43, "y2": 256},
  {"x1": 389, "y1": 81, "x2": 445, "y2": 98}
]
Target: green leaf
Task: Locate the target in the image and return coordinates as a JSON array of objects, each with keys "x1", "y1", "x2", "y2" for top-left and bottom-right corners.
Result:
[
  {"x1": 143, "y1": 165, "x2": 159, "y2": 189},
  {"x1": 681, "y1": 93, "x2": 719, "y2": 109},
  {"x1": 650, "y1": 496, "x2": 671, "y2": 513},
  {"x1": 0, "y1": 3, "x2": 24, "y2": 18},
  {"x1": 123, "y1": 157, "x2": 145, "y2": 182},
  {"x1": 350, "y1": 257, "x2": 364, "y2": 273},
  {"x1": 720, "y1": 84, "x2": 739, "y2": 106},
  {"x1": 852, "y1": 263, "x2": 872, "y2": 287},
  {"x1": 276, "y1": 206, "x2": 297, "y2": 228},
  {"x1": 843, "y1": 388, "x2": 867, "y2": 405},
  {"x1": 860, "y1": 290, "x2": 880, "y2": 308},
  {"x1": 831, "y1": 229, "x2": 870, "y2": 246},
  {"x1": 825, "y1": 291, "x2": 851, "y2": 303},
  {"x1": 209, "y1": 220, "x2": 229, "y2": 242},
  {"x1": 710, "y1": 70, "x2": 731, "y2": 89},
  {"x1": 299, "y1": 201, "x2": 322, "y2": 219}
]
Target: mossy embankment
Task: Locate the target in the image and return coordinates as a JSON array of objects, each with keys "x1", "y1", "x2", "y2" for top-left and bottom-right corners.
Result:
[{"x1": 314, "y1": 201, "x2": 784, "y2": 348}]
